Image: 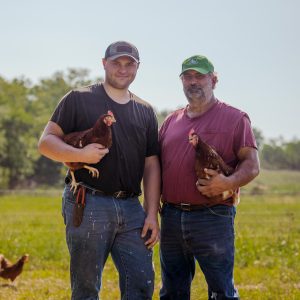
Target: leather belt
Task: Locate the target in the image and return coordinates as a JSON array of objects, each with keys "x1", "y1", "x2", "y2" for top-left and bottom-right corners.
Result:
[
  {"x1": 65, "y1": 177, "x2": 140, "y2": 199},
  {"x1": 86, "y1": 188, "x2": 139, "y2": 199},
  {"x1": 163, "y1": 202, "x2": 205, "y2": 211}
]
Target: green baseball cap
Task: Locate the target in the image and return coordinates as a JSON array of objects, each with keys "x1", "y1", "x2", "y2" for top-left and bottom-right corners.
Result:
[{"x1": 180, "y1": 55, "x2": 214, "y2": 76}]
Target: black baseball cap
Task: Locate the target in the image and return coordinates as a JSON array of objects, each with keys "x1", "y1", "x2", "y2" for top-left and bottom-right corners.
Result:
[{"x1": 104, "y1": 41, "x2": 140, "y2": 63}]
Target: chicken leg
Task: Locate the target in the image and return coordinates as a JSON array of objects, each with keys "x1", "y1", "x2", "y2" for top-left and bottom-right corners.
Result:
[{"x1": 69, "y1": 166, "x2": 99, "y2": 194}]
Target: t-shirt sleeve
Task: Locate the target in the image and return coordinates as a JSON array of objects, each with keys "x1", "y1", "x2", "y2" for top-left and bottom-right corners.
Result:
[
  {"x1": 146, "y1": 108, "x2": 159, "y2": 157},
  {"x1": 50, "y1": 90, "x2": 77, "y2": 134},
  {"x1": 233, "y1": 114, "x2": 258, "y2": 155}
]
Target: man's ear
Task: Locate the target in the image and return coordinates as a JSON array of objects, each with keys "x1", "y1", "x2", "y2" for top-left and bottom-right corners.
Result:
[
  {"x1": 211, "y1": 74, "x2": 218, "y2": 89},
  {"x1": 102, "y1": 58, "x2": 107, "y2": 69}
]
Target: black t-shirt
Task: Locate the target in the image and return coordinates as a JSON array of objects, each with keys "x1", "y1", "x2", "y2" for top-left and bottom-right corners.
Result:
[{"x1": 51, "y1": 83, "x2": 159, "y2": 195}]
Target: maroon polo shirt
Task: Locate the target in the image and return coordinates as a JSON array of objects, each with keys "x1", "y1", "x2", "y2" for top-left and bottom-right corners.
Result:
[{"x1": 159, "y1": 99, "x2": 257, "y2": 206}]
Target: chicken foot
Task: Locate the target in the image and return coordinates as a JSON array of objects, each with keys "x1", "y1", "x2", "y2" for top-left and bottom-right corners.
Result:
[
  {"x1": 69, "y1": 166, "x2": 99, "y2": 194},
  {"x1": 83, "y1": 165, "x2": 99, "y2": 178},
  {"x1": 69, "y1": 171, "x2": 80, "y2": 194}
]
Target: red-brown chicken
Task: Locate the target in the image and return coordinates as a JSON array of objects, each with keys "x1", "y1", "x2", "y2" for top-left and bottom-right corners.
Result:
[
  {"x1": 63, "y1": 110, "x2": 116, "y2": 192},
  {"x1": 189, "y1": 130, "x2": 239, "y2": 205},
  {"x1": 0, "y1": 254, "x2": 29, "y2": 282}
]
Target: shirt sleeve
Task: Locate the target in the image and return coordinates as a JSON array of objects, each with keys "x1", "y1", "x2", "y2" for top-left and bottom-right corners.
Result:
[
  {"x1": 50, "y1": 90, "x2": 77, "y2": 134},
  {"x1": 145, "y1": 107, "x2": 159, "y2": 157},
  {"x1": 233, "y1": 114, "x2": 258, "y2": 155},
  {"x1": 158, "y1": 112, "x2": 174, "y2": 144}
]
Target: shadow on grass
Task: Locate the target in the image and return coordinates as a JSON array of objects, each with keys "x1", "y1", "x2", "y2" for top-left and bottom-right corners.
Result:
[{"x1": 0, "y1": 283, "x2": 18, "y2": 291}]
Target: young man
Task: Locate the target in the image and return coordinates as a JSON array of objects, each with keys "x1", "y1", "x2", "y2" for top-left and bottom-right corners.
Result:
[
  {"x1": 159, "y1": 55, "x2": 260, "y2": 299},
  {"x1": 38, "y1": 41, "x2": 160, "y2": 300}
]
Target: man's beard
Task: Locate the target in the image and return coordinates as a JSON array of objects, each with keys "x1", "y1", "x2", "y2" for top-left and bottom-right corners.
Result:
[{"x1": 184, "y1": 86, "x2": 205, "y2": 101}]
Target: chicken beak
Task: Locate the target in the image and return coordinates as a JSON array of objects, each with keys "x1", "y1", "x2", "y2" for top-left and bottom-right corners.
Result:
[
  {"x1": 111, "y1": 115, "x2": 116, "y2": 123},
  {"x1": 107, "y1": 110, "x2": 116, "y2": 124},
  {"x1": 109, "y1": 115, "x2": 116, "y2": 126}
]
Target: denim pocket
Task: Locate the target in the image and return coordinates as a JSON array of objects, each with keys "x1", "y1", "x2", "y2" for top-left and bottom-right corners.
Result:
[
  {"x1": 206, "y1": 205, "x2": 236, "y2": 237},
  {"x1": 207, "y1": 205, "x2": 235, "y2": 218},
  {"x1": 63, "y1": 186, "x2": 76, "y2": 204},
  {"x1": 62, "y1": 186, "x2": 76, "y2": 225}
]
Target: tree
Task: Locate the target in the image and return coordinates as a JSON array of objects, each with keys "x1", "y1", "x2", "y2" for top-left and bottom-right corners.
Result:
[
  {"x1": 0, "y1": 77, "x2": 39, "y2": 188},
  {"x1": 260, "y1": 138, "x2": 300, "y2": 170},
  {"x1": 0, "y1": 69, "x2": 101, "y2": 188},
  {"x1": 283, "y1": 140, "x2": 300, "y2": 170},
  {"x1": 253, "y1": 127, "x2": 264, "y2": 150},
  {"x1": 1, "y1": 69, "x2": 300, "y2": 189},
  {"x1": 30, "y1": 69, "x2": 100, "y2": 187}
]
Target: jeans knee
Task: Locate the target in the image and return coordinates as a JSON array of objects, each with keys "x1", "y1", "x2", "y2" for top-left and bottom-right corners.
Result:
[{"x1": 127, "y1": 267, "x2": 154, "y2": 299}]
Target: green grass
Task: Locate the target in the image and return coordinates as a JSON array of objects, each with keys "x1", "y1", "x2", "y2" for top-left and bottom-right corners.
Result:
[
  {"x1": 243, "y1": 169, "x2": 300, "y2": 194},
  {"x1": 0, "y1": 169, "x2": 300, "y2": 299}
]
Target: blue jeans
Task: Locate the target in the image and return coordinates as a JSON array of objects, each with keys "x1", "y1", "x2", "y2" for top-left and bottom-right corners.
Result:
[
  {"x1": 62, "y1": 186, "x2": 154, "y2": 300},
  {"x1": 159, "y1": 204, "x2": 239, "y2": 300}
]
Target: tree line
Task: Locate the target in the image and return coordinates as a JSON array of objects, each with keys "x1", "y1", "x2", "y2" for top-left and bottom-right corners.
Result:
[{"x1": 0, "y1": 70, "x2": 299, "y2": 189}]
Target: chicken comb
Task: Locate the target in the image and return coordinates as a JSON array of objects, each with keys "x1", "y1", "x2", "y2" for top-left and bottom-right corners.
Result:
[
  {"x1": 107, "y1": 110, "x2": 114, "y2": 117},
  {"x1": 188, "y1": 129, "x2": 195, "y2": 136},
  {"x1": 188, "y1": 129, "x2": 196, "y2": 141}
]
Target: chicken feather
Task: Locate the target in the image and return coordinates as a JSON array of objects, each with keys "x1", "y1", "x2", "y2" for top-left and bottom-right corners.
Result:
[
  {"x1": 0, "y1": 254, "x2": 29, "y2": 282},
  {"x1": 189, "y1": 129, "x2": 239, "y2": 205},
  {"x1": 63, "y1": 110, "x2": 116, "y2": 192}
]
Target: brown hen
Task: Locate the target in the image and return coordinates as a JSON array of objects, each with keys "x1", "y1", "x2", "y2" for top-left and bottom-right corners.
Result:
[
  {"x1": 63, "y1": 110, "x2": 116, "y2": 192},
  {"x1": 189, "y1": 130, "x2": 239, "y2": 205},
  {"x1": 0, "y1": 254, "x2": 29, "y2": 282}
]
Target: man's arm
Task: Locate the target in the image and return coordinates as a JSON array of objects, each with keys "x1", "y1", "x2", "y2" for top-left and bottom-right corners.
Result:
[
  {"x1": 141, "y1": 155, "x2": 161, "y2": 249},
  {"x1": 38, "y1": 121, "x2": 108, "y2": 163},
  {"x1": 197, "y1": 147, "x2": 260, "y2": 197}
]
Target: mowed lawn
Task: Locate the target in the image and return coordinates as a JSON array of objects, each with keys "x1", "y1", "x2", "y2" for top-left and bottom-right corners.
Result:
[{"x1": 0, "y1": 170, "x2": 300, "y2": 299}]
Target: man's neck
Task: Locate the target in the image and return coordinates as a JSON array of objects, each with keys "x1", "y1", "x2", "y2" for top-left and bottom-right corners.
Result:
[
  {"x1": 103, "y1": 82, "x2": 131, "y2": 104},
  {"x1": 187, "y1": 95, "x2": 217, "y2": 118}
]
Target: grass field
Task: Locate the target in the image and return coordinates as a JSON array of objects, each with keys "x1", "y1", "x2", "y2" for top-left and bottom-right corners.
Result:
[{"x1": 0, "y1": 169, "x2": 300, "y2": 299}]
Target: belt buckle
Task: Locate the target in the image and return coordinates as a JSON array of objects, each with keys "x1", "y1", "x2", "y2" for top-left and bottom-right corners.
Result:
[{"x1": 180, "y1": 203, "x2": 191, "y2": 211}]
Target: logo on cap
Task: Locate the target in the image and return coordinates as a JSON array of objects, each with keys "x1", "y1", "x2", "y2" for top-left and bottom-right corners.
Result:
[{"x1": 187, "y1": 58, "x2": 199, "y2": 66}]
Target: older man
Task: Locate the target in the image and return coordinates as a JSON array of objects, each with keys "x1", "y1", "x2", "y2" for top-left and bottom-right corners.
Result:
[{"x1": 159, "y1": 55, "x2": 260, "y2": 299}]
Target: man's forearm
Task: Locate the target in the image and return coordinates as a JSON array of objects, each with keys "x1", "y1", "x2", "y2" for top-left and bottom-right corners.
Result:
[
  {"x1": 38, "y1": 121, "x2": 82, "y2": 163},
  {"x1": 38, "y1": 134, "x2": 82, "y2": 163},
  {"x1": 143, "y1": 155, "x2": 161, "y2": 217},
  {"x1": 228, "y1": 148, "x2": 260, "y2": 190}
]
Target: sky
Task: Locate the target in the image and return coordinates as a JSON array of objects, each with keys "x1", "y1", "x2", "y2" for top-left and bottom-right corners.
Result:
[{"x1": 1, "y1": 0, "x2": 299, "y2": 140}]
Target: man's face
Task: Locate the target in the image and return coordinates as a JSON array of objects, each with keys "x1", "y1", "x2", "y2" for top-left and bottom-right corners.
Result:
[
  {"x1": 103, "y1": 56, "x2": 139, "y2": 89},
  {"x1": 181, "y1": 70, "x2": 214, "y2": 102}
]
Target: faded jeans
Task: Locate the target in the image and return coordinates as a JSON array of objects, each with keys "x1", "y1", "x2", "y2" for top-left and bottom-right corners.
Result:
[
  {"x1": 160, "y1": 204, "x2": 239, "y2": 300},
  {"x1": 62, "y1": 185, "x2": 154, "y2": 300}
]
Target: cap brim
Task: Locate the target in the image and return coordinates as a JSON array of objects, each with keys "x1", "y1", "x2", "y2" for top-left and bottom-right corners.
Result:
[
  {"x1": 180, "y1": 67, "x2": 210, "y2": 76},
  {"x1": 106, "y1": 54, "x2": 139, "y2": 63}
]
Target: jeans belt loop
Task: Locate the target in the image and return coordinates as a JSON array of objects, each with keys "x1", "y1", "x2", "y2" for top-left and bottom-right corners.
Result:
[{"x1": 114, "y1": 191, "x2": 123, "y2": 199}]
